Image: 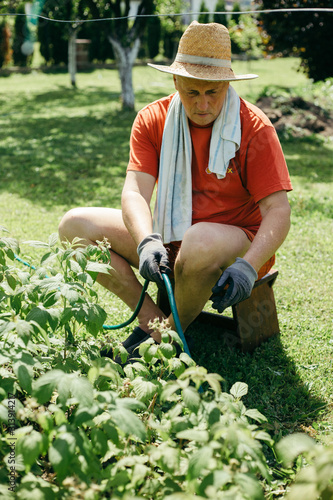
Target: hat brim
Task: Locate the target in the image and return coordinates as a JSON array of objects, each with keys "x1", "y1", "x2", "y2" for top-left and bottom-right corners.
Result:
[{"x1": 148, "y1": 62, "x2": 258, "y2": 82}]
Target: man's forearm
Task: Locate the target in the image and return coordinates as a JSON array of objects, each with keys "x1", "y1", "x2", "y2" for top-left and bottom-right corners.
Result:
[
  {"x1": 242, "y1": 205, "x2": 291, "y2": 273},
  {"x1": 122, "y1": 190, "x2": 154, "y2": 245}
]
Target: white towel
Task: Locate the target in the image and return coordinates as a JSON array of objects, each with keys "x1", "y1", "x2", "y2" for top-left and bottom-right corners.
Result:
[{"x1": 153, "y1": 86, "x2": 241, "y2": 244}]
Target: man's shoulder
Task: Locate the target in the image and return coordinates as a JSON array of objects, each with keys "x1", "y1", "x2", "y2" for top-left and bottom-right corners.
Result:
[
  {"x1": 137, "y1": 94, "x2": 175, "y2": 122},
  {"x1": 240, "y1": 97, "x2": 274, "y2": 130}
]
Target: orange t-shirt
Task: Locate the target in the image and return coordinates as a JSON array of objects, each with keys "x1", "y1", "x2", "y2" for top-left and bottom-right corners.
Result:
[{"x1": 128, "y1": 93, "x2": 292, "y2": 236}]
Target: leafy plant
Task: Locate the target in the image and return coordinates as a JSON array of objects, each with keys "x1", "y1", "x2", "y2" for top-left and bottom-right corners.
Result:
[
  {"x1": 276, "y1": 433, "x2": 333, "y2": 499},
  {"x1": 228, "y1": 15, "x2": 264, "y2": 60},
  {"x1": 0, "y1": 232, "x2": 284, "y2": 498}
]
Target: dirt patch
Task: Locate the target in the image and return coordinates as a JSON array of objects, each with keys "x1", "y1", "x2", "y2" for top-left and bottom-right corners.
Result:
[{"x1": 256, "y1": 96, "x2": 333, "y2": 138}]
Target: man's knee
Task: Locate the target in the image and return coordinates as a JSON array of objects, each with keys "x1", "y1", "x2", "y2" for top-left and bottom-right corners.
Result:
[
  {"x1": 58, "y1": 207, "x2": 86, "y2": 243},
  {"x1": 175, "y1": 223, "x2": 222, "y2": 275}
]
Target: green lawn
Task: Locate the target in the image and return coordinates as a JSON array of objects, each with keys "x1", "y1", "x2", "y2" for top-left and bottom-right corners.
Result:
[{"x1": 1, "y1": 59, "x2": 332, "y2": 447}]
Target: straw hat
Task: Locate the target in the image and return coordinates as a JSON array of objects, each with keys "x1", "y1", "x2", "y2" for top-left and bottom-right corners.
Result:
[{"x1": 148, "y1": 21, "x2": 258, "y2": 81}]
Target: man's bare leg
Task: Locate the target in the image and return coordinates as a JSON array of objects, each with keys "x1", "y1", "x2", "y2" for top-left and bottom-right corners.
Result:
[
  {"x1": 58, "y1": 207, "x2": 165, "y2": 334},
  {"x1": 165, "y1": 222, "x2": 251, "y2": 336}
]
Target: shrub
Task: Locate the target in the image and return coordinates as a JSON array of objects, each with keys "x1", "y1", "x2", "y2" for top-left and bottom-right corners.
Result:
[
  {"x1": 12, "y1": 3, "x2": 33, "y2": 67},
  {"x1": 0, "y1": 230, "x2": 331, "y2": 498},
  {"x1": 0, "y1": 21, "x2": 12, "y2": 68},
  {"x1": 213, "y1": 0, "x2": 228, "y2": 27}
]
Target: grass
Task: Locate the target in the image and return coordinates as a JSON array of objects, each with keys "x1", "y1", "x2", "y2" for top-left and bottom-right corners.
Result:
[{"x1": 1, "y1": 59, "x2": 333, "y2": 447}]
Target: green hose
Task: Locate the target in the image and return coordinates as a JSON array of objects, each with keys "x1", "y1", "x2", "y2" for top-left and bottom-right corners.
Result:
[
  {"x1": 102, "y1": 279, "x2": 149, "y2": 330},
  {"x1": 162, "y1": 273, "x2": 191, "y2": 356}
]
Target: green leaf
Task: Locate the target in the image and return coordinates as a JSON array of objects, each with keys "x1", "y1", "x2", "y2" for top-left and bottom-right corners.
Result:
[
  {"x1": 85, "y1": 303, "x2": 107, "y2": 337},
  {"x1": 230, "y1": 381, "x2": 248, "y2": 399},
  {"x1": 117, "y1": 397, "x2": 146, "y2": 412},
  {"x1": 15, "y1": 320, "x2": 34, "y2": 339},
  {"x1": 90, "y1": 428, "x2": 108, "y2": 456},
  {"x1": 158, "y1": 342, "x2": 174, "y2": 359},
  {"x1": 132, "y1": 377, "x2": 161, "y2": 402},
  {"x1": 245, "y1": 408, "x2": 268, "y2": 423},
  {"x1": 56, "y1": 376, "x2": 71, "y2": 408},
  {"x1": 10, "y1": 294, "x2": 22, "y2": 314},
  {"x1": 182, "y1": 386, "x2": 201, "y2": 413},
  {"x1": 199, "y1": 470, "x2": 232, "y2": 496},
  {"x1": 69, "y1": 259, "x2": 82, "y2": 274},
  {"x1": 207, "y1": 405, "x2": 221, "y2": 427},
  {"x1": 235, "y1": 472, "x2": 265, "y2": 500},
  {"x1": 60, "y1": 284, "x2": 80, "y2": 304},
  {"x1": 69, "y1": 375, "x2": 94, "y2": 407},
  {"x1": 13, "y1": 362, "x2": 32, "y2": 394},
  {"x1": 160, "y1": 382, "x2": 181, "y2": 401},
  {"x1": 42, "y1": 291, "x2": 60, "y2": 308},
  {"x1": 26, "y1": 306, "x2": 48, "y2": 329},
  {"x1": 109, "y1": 407, "x2": 146, "y2": 442},
  {"x1": 157, "y1": 445, "x2": 180, "y2": 473},
  {"x1": 17, "y1": 430, "x2": 43, "y2": 471},
  {"x1": 48, "y1": 233, "x2": 59, "y2": 248},
  {"x1": 74, "y1": 405, "x2": 99, "y2": 426},
  {"x1": 75, "y1": 250, "x2": 88, "y2": 271},
  {"x1": 41, "y1": 251, "x2": 54, "y2": 265},
  {"x1": 285, "y1": 483, "x2": 319, "y2": 500},
  {"x1": 86, "y1": 262, "x2": 111, "y2": 275},
  {"x1": 33, "y1": 370, "x2": 65, "y2": 405},
  {"x1": 15, "y1": 474, "x2": 57, "y2": 499},
  {"x1": 205, "y1": 373, "x2": 223, "y2": 394},
  {"x1": 6, "y1": 273, "x2": 17, "y2": 291},
  {"x1": 177, "y1": 429, "x2": 209, "y2": 443},
  {"x1": 179, "y1": 352, "x2": 196, "y2": 366},
  {"x1": 276, "y1": 432, "x2": 316, "y2": 466},
  {"x1": 187, "y1": 445, "x2": 213, "y2": 480},
  {"x1": 170, "y1": 357, "x2": 185, "y2": 377},
  {"x1": 46, "y1": 308, "x2": 61, "y2": 331},
  {"x1": 24, "y1": 239, "x2": 50, "y2": 249},
  {"x1": 49, "y1": 432, "x2": 76, "y2": 480}
]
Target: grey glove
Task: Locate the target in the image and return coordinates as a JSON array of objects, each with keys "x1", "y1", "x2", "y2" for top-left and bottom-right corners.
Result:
[
  {"x1": 137, "y1": 233, "x2": 170, "y2": 284},
  {"x1": 211, "y1": 257, "x2": 258, "y2": 313}
]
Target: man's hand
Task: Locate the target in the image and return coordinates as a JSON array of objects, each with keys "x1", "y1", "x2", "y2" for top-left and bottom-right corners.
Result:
[
  {"x1": 211, "y1": 257, "x2": 258, "y2": 313},
  {"x1": 137, "y1": 233, "x2": 170, "y2": 284}
]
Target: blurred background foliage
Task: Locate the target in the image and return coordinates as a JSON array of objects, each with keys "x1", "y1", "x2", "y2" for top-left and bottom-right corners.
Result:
[{"x1": 0, "y1": 0, "x2": 332, "y2": 83}]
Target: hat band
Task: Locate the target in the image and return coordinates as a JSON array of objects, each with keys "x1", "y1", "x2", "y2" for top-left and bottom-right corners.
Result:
[{"x1": 175, "y1": 53, "x2": 232, "y2": 68}]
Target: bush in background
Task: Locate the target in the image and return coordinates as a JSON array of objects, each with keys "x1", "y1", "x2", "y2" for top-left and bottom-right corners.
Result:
[
  {"x1": 12, "y1": 3, "x2": 33, "y2": 67},
  {"x1": 256, "y1": 0, "x2": 333, "y2": 82},
  {"x1": 0, "y1": 20, "x2": 12, "y2": 68}
]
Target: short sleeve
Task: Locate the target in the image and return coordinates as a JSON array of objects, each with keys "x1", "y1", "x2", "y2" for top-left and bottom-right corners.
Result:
[
  {"x1": 242, "y1": 126, "x2": 293, "y2": 203},
  {"x1": 127, "y1": 95, "x2": 172, "y2": 177},
  {"x1": 128, "y1": 112, "x2": 159, "y2": 177}
]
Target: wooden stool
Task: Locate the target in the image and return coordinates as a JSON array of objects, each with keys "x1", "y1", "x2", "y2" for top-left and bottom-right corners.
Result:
[{"x1": 157, "y1": 269, "x2": 280, "y2": 353}]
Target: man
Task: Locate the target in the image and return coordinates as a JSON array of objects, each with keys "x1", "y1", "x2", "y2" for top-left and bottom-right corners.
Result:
[{"x1": 59, "y1": 22, "x2": 292, "y2": 355}]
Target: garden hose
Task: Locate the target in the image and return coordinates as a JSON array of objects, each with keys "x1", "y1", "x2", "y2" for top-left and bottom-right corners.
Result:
[
  {"x1": 13, "y1": 255, "x2": 191, "y2": 356},
  {"x1": 102, "y1": 279, "x2": 149, "y2": 330}
]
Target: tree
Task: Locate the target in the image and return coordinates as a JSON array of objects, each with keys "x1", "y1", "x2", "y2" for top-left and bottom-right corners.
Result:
[
  {"x1": 38, "y1": 0, "x2": 91, "y2": 86},
  {"x1": 85, "y1": 0, "x2": 155, "y2": 110},
  {"x1": 255, "y1": 0, "x2": 333, "y2": 81},
  {"x1": 37, "y1": 0, "x2": 71, "y2": 66},
  {"x1": 230, "y1": 1, "x2": 241, "y2": 25},
  {"x1": 13, "y1": 3, "x2": 33, "y2": 66},
  {"x1": 198, "y1": 1, "x2": 210, "y2": 24},
  {"x1": 147, "y1": 14, "x2": 161, "y2": 59},
  {"x1": 229, "y1": 14, "x2": 263, "y2": 59},
  {"x1": 156, "y1": 0, "x2": 184, "y2": 60},
  {"x1": 0, "y1": 20, "x2": 12, "y2": 68},
  {"x1": 213, "y1": 0, "x2": 228, "y2": 27}
]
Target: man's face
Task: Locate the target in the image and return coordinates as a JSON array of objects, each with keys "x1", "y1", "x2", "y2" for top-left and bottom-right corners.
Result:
[{"x1": 174, "y1": 76, "x2": 229, "y2": 126}]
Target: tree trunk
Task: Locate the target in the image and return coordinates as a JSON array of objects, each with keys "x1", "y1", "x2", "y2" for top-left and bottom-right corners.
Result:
[
  {"x1": 108, "y1": 36, "x2": 141, "y2": 110},
  {"x1": 68, "y1": 30, "x2": 77, "y2": 88}
]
